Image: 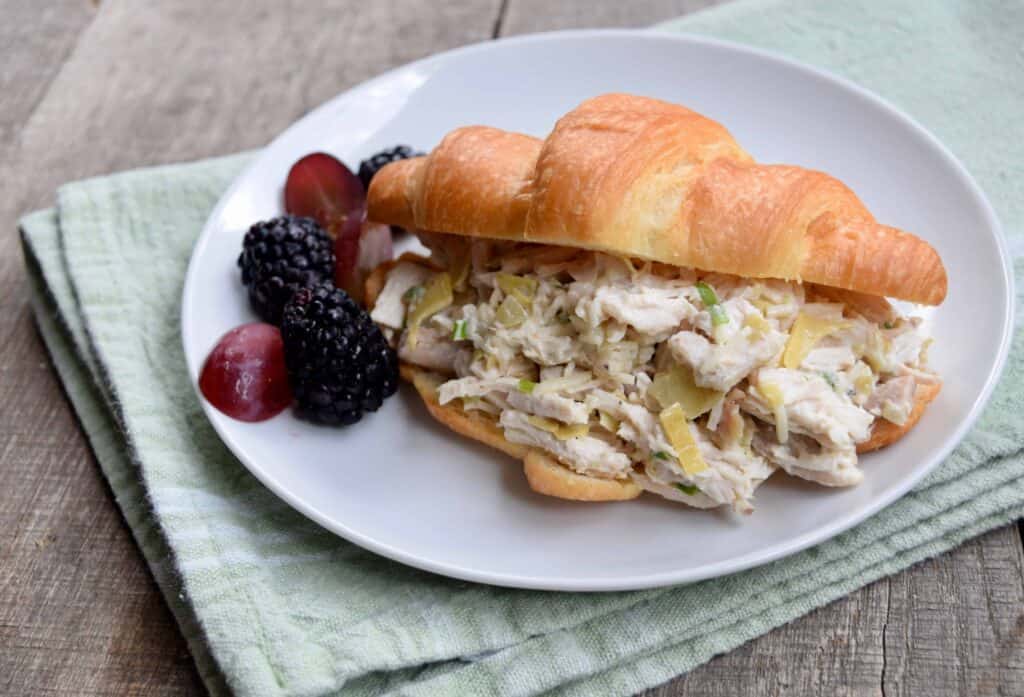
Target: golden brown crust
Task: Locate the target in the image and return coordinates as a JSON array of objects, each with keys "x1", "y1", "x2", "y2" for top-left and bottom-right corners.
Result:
[
  {"x1": 368, "y1": 93, "x2": 947, "y2": 305},
  {"x1": 857, "y1": 382, "x2": 941, "y2": 453},
  {"x1": 370, "y1": 127, "x2": 542, "y2": 242},
  {"x1": 401, "y1": 363, "x2": 528, "y2": 459},
  {"x1": 522, "y1": 451, "x2": 642, "y2": 501}
]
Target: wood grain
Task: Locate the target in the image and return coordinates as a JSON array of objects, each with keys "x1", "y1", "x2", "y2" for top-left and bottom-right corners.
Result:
[
  {"x1": 0, "y1": 2, "x2": 203, "y2": 696},
  {"x1": 1, "y1": 1, "x2": 504, "y2": 695},
  {"x1": 881, "y1": 527, "x2": 1024, "y2": 695},
  {"x1": 1, "y1": 1, "x2": 1021, "y2": 696},
  {"x1": 647, "y1": 526, "x2": 1024, "y2": 697},
  {"x1": 501, "y1": 0, "x2": 721, "y2": 33}
]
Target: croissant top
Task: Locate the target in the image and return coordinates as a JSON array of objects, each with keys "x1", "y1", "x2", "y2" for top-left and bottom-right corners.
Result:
[{"x1": 367, "y1": 93, "x2": 947, "y2": 305}]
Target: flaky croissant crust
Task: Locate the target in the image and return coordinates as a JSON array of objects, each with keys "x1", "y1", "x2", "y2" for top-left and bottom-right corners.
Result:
[{"x1": 368, "y1": 93, "x2": 946, "y2": 305}]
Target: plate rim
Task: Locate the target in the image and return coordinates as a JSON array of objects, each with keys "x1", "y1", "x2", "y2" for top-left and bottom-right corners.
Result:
[{"x1": 181, "y1": 28, "x2": 1015, "y2": 591}]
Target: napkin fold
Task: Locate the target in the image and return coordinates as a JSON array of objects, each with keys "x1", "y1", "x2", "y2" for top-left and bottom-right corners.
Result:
[{"x1": 20, "y1": 0, "x2": 1024, "y2": 695}]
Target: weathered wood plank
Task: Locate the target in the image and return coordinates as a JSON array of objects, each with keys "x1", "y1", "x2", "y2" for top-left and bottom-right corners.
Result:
[
  {"x1": 0, "y1": 0, "x2": 95, "y2": 147},
  {"x1": 882, "y1": 525, "x2": 1024, "y2": 696},
  {"x1": 0, "y1": 3, "x2": 189, "y2": 695},
  {"x1": 0, "y1": 0, "x2": 97, "y2": 324},
  {"x1": 8, "y1": 0, "x2": 502, "y2": 210},
  {"x1": 649, "y1": 584, "x2": 890, "y2": 697},
  {"x1": 644, "y1": 526, "x2": 1024, "y2": 697},
  {"x1": 501, "y1": 0, "x2": 721, "y2": 34}
]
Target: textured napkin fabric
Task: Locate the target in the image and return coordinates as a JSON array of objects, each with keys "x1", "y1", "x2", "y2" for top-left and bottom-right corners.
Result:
[{"x1": 19, "y1": 0, "x2": 1024, "y2": 695}]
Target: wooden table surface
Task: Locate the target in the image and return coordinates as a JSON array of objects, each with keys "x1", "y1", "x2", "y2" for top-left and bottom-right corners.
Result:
[{"x1": 2, "y1": 1, "x2": 1022, "y2": 695}]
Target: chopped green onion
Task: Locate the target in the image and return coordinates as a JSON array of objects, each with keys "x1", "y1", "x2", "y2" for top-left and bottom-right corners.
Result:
[
  {"x1": 653, "y1": 451, "x2": 670, "y2": 460},
  {"x1": 821, "y1": 371, "x2": 838, "y2": 390},
  {"x1": 452, "y1": 319, "x2": 468, "y2": 341},
  {"x1": 697, "y1": 281, "x2": 729, "y2": 326},
  {"x1": 403, "y1": 285, "x2": 425, "y2": 302},
  {"x1": 674, "y1": 482, "x2": 700, "y2": 496},
  {"x1": 517, "y1": 379, "x2": 537, "y2": 394},
  {"x1": 696, "y1": 281, "x2": 719, "y2": 307},
  {"x1": 883, "y1": 320, "x2": 895, "y2": 329},
  {"x1": 709, "y1": 304, "x2": 729, "y2": 326}
]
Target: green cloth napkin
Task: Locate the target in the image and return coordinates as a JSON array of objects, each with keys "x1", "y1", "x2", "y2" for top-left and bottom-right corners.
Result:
[{"x1": 19, "y1": 0, "x2": 1024, "y2": 695}]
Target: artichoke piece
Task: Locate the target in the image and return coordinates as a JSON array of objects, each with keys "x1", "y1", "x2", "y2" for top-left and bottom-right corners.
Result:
[
  {"x1": 649, "y1": 363, "x2": 723, "y2": 418},
  {"x1": 496, "y1": 273, "x2": 539, "y2": 309},
  {"x1": 782, "y1": 312, "x2": 847, "y2": 369},
  {"x1": 527, "y1": 415, "x2": 590, "y2": 440},
  {"x1": 406, "y1": 272, "x2": 453, "y2": 348},
  {"x1": 496, "y1": 295, "x2": 528, "y2": 328},
  {"x1": 658, "y1": 403, "x2": 708, "y2": 476}
]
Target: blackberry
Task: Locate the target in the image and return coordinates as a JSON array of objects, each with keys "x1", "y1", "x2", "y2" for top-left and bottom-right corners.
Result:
[
  {"x1": 357, "y1": 145, "x2": 424, "y2": 190},
  {"x1": 238, "y1": 216, "x2": 335, "y2": 324},
  {"x1": 281, "y1": 283, "x2": 399, "y2": 426}
]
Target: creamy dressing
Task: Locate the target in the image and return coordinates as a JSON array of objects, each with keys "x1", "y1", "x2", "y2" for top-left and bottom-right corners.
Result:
[{"x1": 377, "y1": 235, "x2": 937, "y2": 512}]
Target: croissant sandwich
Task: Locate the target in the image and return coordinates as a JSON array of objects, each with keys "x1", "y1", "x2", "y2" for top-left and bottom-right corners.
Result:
[{"x1": 364, "y1": 94, "x2": 946, "y2": 513}]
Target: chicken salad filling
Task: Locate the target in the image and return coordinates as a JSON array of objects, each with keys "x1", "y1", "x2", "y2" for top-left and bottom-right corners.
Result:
[{"x1": 372, "y1": 233, "x2": 937, "y2": 512}]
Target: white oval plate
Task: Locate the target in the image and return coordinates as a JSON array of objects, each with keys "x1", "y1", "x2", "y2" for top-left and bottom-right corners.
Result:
[{"x1": 182, "y1": 30, "x2": 1013, "y2": 591}]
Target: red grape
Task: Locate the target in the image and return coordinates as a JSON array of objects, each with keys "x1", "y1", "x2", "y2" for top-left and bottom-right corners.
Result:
[
  {"x1": 199, "y1": 323, "x2": 292, "y2": 422},
  {"x1": 284, "y1": 151, "x2": 394, "y2": 306},
  {"x1": 284, "y1": 152, "x2": 365, "y2": 228}
]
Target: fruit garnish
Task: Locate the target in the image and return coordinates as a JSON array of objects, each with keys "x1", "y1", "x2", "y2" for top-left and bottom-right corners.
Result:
[
  {"x1": 199, "y1": 323, "x2": 292, "y2": 422},
  {"x1": 358, "y1": 145, "x2": 424, "y2": 191},
  {"x1": 281, "y1": 284, "x2": 399, "y2": 426},
  {"x1": 237, "y1": 216, "x2": 335, "y2": 325},
  {"x1": 284, "y1": 153, "x2": 365, "y2": 229},
  {"x1": 332, "y1": 207, "x2": 394, "y2": 304},
  {"x1": 284, "y1": 151, "x2": 395, "y2": 305}
]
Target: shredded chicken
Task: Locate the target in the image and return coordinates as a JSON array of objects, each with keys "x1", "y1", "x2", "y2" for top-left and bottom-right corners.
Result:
[
  {"x1": 744, "y1": 368, "x2": 874, "y2": 449},
  {"x1": 574, "y1": 281, "x2": 697, "y2": 339},
  {"x1": 506, "y1": 390, "x2": 590, "y2": 425},
  {"x1": 801, "y1": 344, "x2": 858, "y2": 373},
  {"x1": 668, "y1": 323, "x2": 786, "y2": 392},
  {"x1": 500, "y1": 410, "x2": 632, "y2": 478},
  {"x1": 370, "y1": 262, "x2": 432, "y2": 329},
  {"x1": 398, "y1": 326, "x2": 463, "y2": 374},
  {"x1": 752, "y1": 432, "x2": 863, "y2": 487},
  {"x1": 865, "y1": 375, "x2": 917, "y2": 426},
  {"x1": 372, "y1": 235, "x2": 939, "y2": 512}
]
